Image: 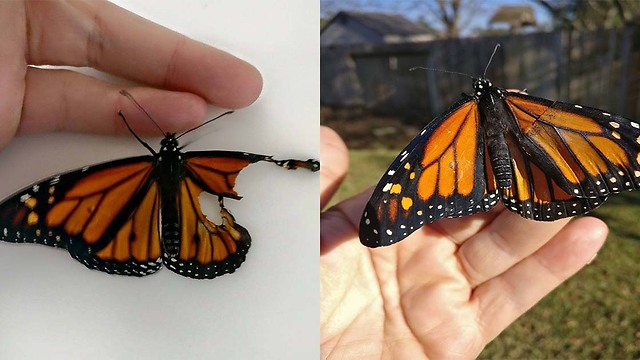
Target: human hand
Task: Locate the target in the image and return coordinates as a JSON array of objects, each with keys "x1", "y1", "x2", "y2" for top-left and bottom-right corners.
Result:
[
  {"x1": 320, "y1": 126, "x2": 608, "y2": 359},
  {"x1": 0, "y1": 0, "x2": 262, "y2": 148}
]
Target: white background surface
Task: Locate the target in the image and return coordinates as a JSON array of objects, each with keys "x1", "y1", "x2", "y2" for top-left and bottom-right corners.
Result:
[{"x1": 0, "y1": 1, "x2": 319, "y2": 359}]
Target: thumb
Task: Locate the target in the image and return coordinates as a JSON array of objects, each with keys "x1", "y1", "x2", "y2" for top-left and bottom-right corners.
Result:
[{"x1": 320, "y1": 126, "x2": 349, "y2": 209}]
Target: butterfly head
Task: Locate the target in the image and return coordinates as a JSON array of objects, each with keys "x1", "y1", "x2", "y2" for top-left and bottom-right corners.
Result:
[
  {"x1": 160, "y1": 134, "x2": 180, "y2": 152},
  {"x1": 473, "y1": 78, "x2": 493, "y2": 98}
]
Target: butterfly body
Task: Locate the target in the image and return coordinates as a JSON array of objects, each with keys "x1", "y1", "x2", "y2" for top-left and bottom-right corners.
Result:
[
  {"x1": 155, "y1": 135, "x2": 188, "y2": 258},
  {"x1": 0, "y1": 132, "x2": 318, "y2": 279},
  {"x1": 475, "y1": 78, "x2": 518, "y2": 188},
  {"x1": 360, "y1": 77, "x2": 640, "y2": 248}
]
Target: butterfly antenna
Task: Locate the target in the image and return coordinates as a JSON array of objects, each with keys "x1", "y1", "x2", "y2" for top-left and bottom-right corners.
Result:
[
  {"x1": 176, "y1": 110, "x2": 234, "y2": 140},
  {"x1": 409, "y1": 67, "x2": 474, "y2": 79},
  {"x1": 119, "y1": 90, "x2": 165, "y2": 136},
  {"x1": 483, "y1": 44, "x2": 501, "y2": 77},
  {"x1": 118, "y1": 111, "x2": 157, "y2": 155}
]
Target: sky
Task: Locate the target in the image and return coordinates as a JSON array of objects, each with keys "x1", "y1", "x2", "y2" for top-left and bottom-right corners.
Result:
[{"x1": 321, "y1": 0, "x2": 552, "y2": 36}]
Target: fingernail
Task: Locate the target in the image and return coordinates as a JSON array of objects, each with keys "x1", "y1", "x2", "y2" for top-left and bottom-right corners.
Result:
[{"x1": 587, "y1": 252, "x2": 598, "y2": 265}]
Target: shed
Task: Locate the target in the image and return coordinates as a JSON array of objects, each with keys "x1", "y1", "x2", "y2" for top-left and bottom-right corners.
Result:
[
  {"x1": 321, "y1": 11, "x2": 434, "y2": 46},
  {"x1": 489, "y1": 5, "x2": 537, "y2": 32}
]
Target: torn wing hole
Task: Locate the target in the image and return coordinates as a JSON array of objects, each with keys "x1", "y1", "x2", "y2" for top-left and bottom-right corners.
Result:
[{"x1": 197, "y1": 192, "x2": 223, "y2": 225}]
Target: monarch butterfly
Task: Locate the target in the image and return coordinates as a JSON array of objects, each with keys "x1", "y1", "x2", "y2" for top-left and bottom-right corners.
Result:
[
  {"x1": 0, "y1": 92, "x2": 319, "y2": 279},
  {"x1": 359, "y1": 68, "x2": 640, "y2": 248}
]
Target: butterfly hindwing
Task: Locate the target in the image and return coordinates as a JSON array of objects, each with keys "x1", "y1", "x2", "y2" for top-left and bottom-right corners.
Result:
[
  {"x1": 501, "y1": 91, "x2": 640, "y2": 220},
  {"x1": 502, "y1": 130, "x2": 609, "y2": 220},
  {"x1": 0, "y1": 157, "x2": 164, "y2": 276},
  {"x1": 360, "y1": 97, "x2": 496, "y2": 247},
  {"x1": 161, "y1": 176, "x2": 251, "y2": 279},
  {"x1": 67, "y1": 180, "x2": 163, "y2": 276}
]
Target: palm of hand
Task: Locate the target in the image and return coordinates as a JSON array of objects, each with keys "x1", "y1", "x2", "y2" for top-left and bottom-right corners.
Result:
[{"x1": 320, "y1": 127, "x2": 606, "y2": 359}]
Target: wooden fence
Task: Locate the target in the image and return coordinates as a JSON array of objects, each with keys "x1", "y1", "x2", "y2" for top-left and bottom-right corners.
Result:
[{"x1": 321, "y1": 26, "x2": 640, "y2": 123}]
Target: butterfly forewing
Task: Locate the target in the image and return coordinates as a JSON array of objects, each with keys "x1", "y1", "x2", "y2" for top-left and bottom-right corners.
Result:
[
  {"x1": 360, "y1": 97, "x2": 496, "y2": 247},
  {"x1": 0, "y1": 157, "x2": 164, "y2": 276},
  {"x1": 184, "y1": 151, "x2": 257, "y2": 199}
]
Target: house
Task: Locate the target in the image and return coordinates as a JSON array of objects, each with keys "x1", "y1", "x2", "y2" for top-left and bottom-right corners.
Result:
[
  {"x1": 321, "y1": 11, "x2": 435, "y2": 46},
  {"x1": 321, "y1": 11, "x2": 435, "y2": 107},
  {"x1": 489, "y1": 5, "x2": 537, "y2": 32}
]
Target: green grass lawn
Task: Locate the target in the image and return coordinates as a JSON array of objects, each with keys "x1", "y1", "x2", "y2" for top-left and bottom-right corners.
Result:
[{"x1": 328, "y1": 149, "x2": 640, "y2": 359}]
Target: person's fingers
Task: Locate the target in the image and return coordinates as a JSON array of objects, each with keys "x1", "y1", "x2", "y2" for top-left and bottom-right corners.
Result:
[
  {"x1": 429, "y1": 204, "x2": 506, "y2": 245},
  {"x1": 320, "y1": 190, "x2": 370, "y2": 253},
  {"x1": 26, "y1": 1, "x2": 262, "y2": 108},
  {"x1": 457, "y1": 209, "x2": 572, "y2": 287},
  {"x1": 0, "y1": 1, "x2": 28, "y2": 150},
  {"x1": 320, "y1": 126, "x2": 349, "y2": 209},
  {"x1": 473, "y1": 216, "x2": 607, "y2": 342},
  {"x1": 19, "y1": 67, "x2": 207, "y2": 139}
]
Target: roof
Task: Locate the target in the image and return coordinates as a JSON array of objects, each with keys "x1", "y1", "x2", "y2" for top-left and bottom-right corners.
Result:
[
  {"x1": 321, "y1": 11, "x2": 434, "y2": 36},
  {"x1": 489, "y1": 5, "x2": 537, "y2": 27}
]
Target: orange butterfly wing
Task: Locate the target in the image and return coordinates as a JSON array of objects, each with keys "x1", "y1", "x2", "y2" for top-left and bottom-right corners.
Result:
[
  {"x1": 0, "y1": 157, "x2": 164, "y2": 276},
  {"x1": 360, "y1": 79, "x2": 640, "y2": 248},
  {"x1": 360, "y1": 98, "x2": 499, "y2": 247},
  {"x1": 502, "y1": 92, "x2": 640, "y2": 219},
  {"x1": 160, "y1": 152, "x2": 255, "y2": 279},
  {"x1": 161, "y1": 151, "x2": 318, "y2": 279},
  {"x1": 1, "y1": 148, "x2": 318, "y2": 278}
]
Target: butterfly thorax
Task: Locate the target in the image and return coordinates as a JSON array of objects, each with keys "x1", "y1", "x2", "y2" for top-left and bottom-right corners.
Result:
[
  {"x1": 156, "y1": 134, "x2": 186, "y2": 258},
  {"x1": 474, "y1": 78, "x2": 515, "y2": 189},
  {"x1": 156, "y1": 134, "x2": 185, "y2": 191}
]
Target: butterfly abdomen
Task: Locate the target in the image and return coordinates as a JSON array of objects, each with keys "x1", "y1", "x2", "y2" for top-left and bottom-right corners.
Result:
[
  {"x1": 161, "y1": 205, "x2": 181, "y2": 257},
  {"x1": 480, "y1": 90, "x2": 515, "y2": 188},
  {"x1": 156, "y1": 144, "x2": 185, "y2": 258},
  {"x1": 485, "y1": 129, "x2": 512, "y2": 188}
]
